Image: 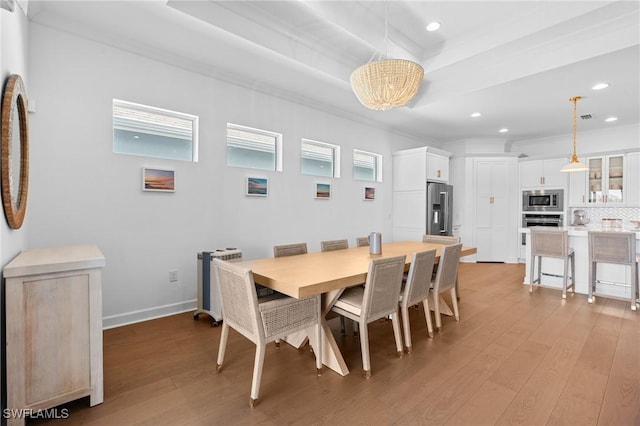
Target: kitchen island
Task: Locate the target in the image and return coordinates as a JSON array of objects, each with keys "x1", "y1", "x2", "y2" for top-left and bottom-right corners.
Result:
[{"x1": 520, "y1": 226, "x2": 640, "y2": 300}]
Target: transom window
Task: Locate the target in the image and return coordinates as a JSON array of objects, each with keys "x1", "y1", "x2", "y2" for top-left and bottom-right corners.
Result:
[
  {"x1": 113, "y1": 99, "x2": 198, "y2": 161},
  {"x1": 353, "y1": 149, "x2": 382, "y2": 182},
  {"x1": 227, "y1": 123, "x2": 283, "y2": 171},
  {"x1": 301, "y1": 139, "x2": 340, "y2": 178}
]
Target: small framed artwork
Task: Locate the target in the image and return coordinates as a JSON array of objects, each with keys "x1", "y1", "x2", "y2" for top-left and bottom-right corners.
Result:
[
  {"x1": 315, "y1": 183, "x2": 331, "y2": 199},
  {"x1": 364, "y1": 186, "x2": 376, "y2": 200},
  {"x1": 142, "y1": 167, "x2": 175, "y2": 192},
  {"x1": 246, "y1": 177, "x2": 268, "y2": 196}
]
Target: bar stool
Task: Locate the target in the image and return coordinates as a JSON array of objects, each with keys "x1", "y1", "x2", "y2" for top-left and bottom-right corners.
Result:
[
  {"x1": 588, "y1": 231, "x2": 639, "y2": 311},
  {"x1": 529, "y1": 228, "x2": 575, "y2": 299}
]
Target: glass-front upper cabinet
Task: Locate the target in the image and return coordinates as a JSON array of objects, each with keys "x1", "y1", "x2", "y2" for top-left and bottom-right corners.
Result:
[{"x1": 588, "y1": 155, "x2": 624, "y2": 203}]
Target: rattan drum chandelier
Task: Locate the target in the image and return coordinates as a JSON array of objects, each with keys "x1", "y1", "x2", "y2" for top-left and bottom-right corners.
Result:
[{"x1": 350, "y1": 3, "x2": 424, "y2": 111}]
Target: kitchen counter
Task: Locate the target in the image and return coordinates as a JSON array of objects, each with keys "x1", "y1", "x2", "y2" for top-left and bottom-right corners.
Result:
[{"x1": 519, "y1": 226, "x2": 639, "y2": 300}]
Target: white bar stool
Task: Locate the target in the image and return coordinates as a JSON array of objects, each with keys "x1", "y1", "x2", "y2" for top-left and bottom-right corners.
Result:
[
  {"x1": 588, "y1": 231, "x2": 639, "y2": 311},
  {"x1": 530, "y1": 228, "x2": 575, "y2": 299}
]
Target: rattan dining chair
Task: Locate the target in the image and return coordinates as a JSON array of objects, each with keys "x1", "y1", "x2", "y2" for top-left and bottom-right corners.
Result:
[
  {"x1": 423, "y1": 234, "x2": 461, "y2": 300},
  {"x1": 430, "y1": 243, "x2": 462, "y2": 331},
  {"x1": 273, "y1": 242, "x2": 308, "y2": 258},
  {"x1": 530, "y1": 228, "x2": 575, "y2": 299},
  {"x1": 331, "y1": 255, "x2": 406, "y2": 378},
  {"x1": 399, "y1": 250, "x2": 437, "y2": 352},
  {"x1": 356, "y1": 237, "x2": 370, "y2": 247},
  {"x1": 213, "y1": 259, "x2": 322, "y2": 407},
  {"x1": 588, "y1": 231, "x2": 638, "y2": 311},
  {"x1": 422, "y1": 234, "x2": 460, "y2": 245},
  {"x1": 321, "y1": 239, "x2": 349, "y2": 252}
]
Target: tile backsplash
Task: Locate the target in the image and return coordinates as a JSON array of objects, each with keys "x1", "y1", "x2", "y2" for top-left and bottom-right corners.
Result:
[{"x1": 569, "y1": 206, "x2": 640, "y2": 226}]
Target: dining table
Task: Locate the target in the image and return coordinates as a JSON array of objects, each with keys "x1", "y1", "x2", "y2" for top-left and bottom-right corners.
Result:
[{"x1": 237, "y1": 240, "x2": 477, "y2": 376}]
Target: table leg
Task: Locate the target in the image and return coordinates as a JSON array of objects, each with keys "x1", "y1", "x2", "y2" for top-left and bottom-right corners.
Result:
[
  {"x1": 430, "y1": 295, "x2": 455, "y2": 316},
  {"x1": 306, "y1": 288, "x2": 350, "y2": 376}
]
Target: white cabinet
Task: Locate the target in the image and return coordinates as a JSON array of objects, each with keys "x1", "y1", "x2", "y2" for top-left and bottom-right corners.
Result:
[
  {"x1": 392, "y1": 146, "x2": 452, "y2": 241},
  {"x1": 475, "y1": 159, "x2": 510, "y2": 262},
  {"x1": 569, "y1": 169, "x2": 588, "y2": 206},
  {"x1": 520, "y1": 158, "x2": 567, "y2": 188},
  {"x1": 426, "y1": 152, "x2": 449, "y2": 182},
  {"x1": 587, "y1": 154, "x2": 624, "y2": 203},
  {"x1": 4, "y1": 246, "x2": 105, "y2": 426},
  {"x1": 626, "y1": 152, "x2": 640, "y2": 204}
]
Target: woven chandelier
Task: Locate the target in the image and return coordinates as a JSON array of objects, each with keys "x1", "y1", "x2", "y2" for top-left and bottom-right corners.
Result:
[{"x1": 350, "y1": 2, "x2": 424, "y2": 111}]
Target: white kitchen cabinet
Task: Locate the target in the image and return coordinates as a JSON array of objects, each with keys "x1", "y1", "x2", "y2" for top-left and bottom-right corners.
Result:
[
  {"x1": 392, "y1": 146, "x2": 452, "y2": 240},
  {"x1": 569, "y1": 169, "x2": 588, "y2": 206},
  {"x1": 625, "y1": 152, "x2": 639, "y2": 205},
  {"x1": 587, "y1": 154, "x2": 624, "y2": 203},
  {"x1": 520, "y1": 157, "x2": 568, "y2": 188},
  {"x1": 475, "y1": 159, "x2": 510, "y2": 262},
  {"x1": 426, "y1": 151, "x2": 449, "y2": 183},
  {"x1": 4, "y1": 246, "x2": 105, "y2": 426}
]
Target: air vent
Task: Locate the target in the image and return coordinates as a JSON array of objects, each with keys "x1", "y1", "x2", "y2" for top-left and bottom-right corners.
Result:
[{"x1": 580, "y1": 114, "x2": 592, "y2": 120}]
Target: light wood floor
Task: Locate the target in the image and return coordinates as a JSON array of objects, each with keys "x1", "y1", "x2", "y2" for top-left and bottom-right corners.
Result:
[{"x1": 31, "y1": 263, "x2": 640, "y2": 425}]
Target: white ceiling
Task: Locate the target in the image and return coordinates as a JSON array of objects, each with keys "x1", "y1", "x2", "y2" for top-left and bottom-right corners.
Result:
[{"x1": 28, "y1": 0, "x2": 640, "y2": 144}]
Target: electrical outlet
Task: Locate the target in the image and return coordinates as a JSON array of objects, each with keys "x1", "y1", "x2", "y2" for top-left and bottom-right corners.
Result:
[{"x1": 169, "y1": 270, "x2": 178, "y2": 282}]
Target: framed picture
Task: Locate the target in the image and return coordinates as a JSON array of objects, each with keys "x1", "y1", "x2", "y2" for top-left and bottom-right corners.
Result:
[
  {"x1": 364, "y1": 186, "x2": 376, "y2": 200},
  {"x1": 246, "y1": 177, "x2": 268, "y2": 196},
  {"x1": 315, "y1": 183, "x2": 331, "y2": 199},
  {"x1": 142, "y1": 167, "x2": 175, "y2": 192}
]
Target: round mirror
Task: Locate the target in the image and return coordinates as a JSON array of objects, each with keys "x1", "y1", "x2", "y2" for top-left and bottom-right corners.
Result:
[{"x1": 1, "y1": 74, "x2": 29, "y2": 229}]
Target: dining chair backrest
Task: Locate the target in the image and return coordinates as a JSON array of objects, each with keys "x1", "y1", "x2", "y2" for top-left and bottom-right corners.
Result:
[
  {"x1": 588, "y1": 231, "x2": 636, "y2": 265},
  {"x1": 273, "y1": 243, "x2": 308, "y2": 258},
  {"x1": 214, "y1": 259, "x2": 263, "y2": 344},
  {"x1": 531, "y1": 227, "x2": 569, "y2": 258},
  {"x1": 422, "y1": 235, "x2": 460, "y2": 245},
  {"x1": 356, "y1": 237, "x2": 370, "y2": 247},
  {"x1": 433, "y1": 243, "x2": 462, "y2": 293},
  {"x1": 321, "y1": 239, "x2": 349, "y2": 252},
  {"x1": 362, "y1": 255, "x2": 406, "y2": 322},
  {"x1": 403, "y1": 250, "x2": 437, "y2": 307}
]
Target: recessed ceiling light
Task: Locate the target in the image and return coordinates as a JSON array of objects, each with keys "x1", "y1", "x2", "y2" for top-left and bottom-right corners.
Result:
[
  {"x1": 470, "y1": 112, "x2": 482, "y2": 118},
  {"x1": 426, "y1": 22, "x2": 441, "y2": 32},
  {"x1": 499, "y1": 128, "x2": 509, "y2": 133},
  {"x1": 592, "y1": 82, "x2": 610, "y2": 90},
  {"x1": 605, "y1": 116, "x2": 618, "y2": 122},
  {"x1": 133, "y1": 135, "x2": 140, "y2": 139}
]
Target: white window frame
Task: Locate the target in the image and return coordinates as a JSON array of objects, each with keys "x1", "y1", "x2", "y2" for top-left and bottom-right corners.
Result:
[
  {"x1": 226, "y1": 123, "x2": 283, "y2": 172},
  {"x1": 353, "y1": 149, "x2": 383, "y2": 182},
  {"x1": 301, "y1": 138, "x2": 341, "y2": 178},
  {"x1": 112, "y1": 99, "x2": 199, "y2": 162}
]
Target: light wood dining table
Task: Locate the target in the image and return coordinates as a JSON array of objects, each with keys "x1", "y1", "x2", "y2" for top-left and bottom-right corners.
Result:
[{"x1": 237, "y1": 240, "x2": 477, "y2": 376}]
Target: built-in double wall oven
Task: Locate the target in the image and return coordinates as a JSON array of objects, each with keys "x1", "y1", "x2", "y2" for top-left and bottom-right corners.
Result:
[{"x1": 521, "y1": 189, "x2": 564, "y2": 245}]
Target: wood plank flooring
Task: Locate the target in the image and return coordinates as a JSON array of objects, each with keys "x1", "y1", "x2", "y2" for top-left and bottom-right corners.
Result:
[{"x1": 30, "y1": 263, "x2": 640, "y2": 425}]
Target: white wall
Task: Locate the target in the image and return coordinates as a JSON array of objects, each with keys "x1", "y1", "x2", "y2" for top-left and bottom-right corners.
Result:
[
  {"x1": 1, "y1": 5, "x2": 29, "y2": 417},
  {"x1": 27, "y1": 23, "x2": 424, "y2": 327}
]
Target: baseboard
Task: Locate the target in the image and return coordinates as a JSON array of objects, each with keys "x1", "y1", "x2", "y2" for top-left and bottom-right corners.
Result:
[{"x1": 102, "y1": 299, "x2": 197, "y2": 329}]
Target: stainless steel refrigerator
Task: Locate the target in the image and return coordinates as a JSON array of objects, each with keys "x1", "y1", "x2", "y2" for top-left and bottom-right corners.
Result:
[{"x1": 426, "y1": 182, "x2": 453, "y2": 236}]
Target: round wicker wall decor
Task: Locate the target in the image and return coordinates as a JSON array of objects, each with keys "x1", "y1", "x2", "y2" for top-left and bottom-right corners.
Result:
[{"x1": 1, "y1": 74, "x2": 30, "y2": 229}]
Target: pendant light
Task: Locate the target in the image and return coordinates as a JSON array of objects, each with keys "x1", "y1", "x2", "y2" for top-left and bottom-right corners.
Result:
[
  {"x1": 560, "y1": 96, "x2": 588, "y2": 172},
  {"x1": 349, "y1": 2, "x2": 424, "y2": 111}
]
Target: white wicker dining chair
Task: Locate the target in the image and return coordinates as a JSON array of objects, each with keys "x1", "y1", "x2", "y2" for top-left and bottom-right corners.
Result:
[
  {"x1": 423, "y1": 234, "x2": 461, "y2": 300},
  {"x1": 588, "y1": 231, "x2": 638, "y2": 311},
  {"x1": 356, "y1": 237, "x2": 370, "y2": 247},
  {"x1": 320, "y1": 239, "x2": 349, "y2": 252},
  {"x1": 399, "y1": 250, "x2": 437, "y2": 352},
  {"x1": 430, "y1": 243, "x2": 462, "y2": 331},
  {"x1": 273, "y1": 242, "x2": 308, "y2": 258},
  {"x1": 213, "y1": 259, "x2": 322, "y2": 407},
  {"x1": 331, "y1": 255, "x2": 406, "y2": 378}
]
